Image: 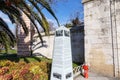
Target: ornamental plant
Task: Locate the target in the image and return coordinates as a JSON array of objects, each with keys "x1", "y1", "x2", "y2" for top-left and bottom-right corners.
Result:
[{"x1": 0, "y1": 59, "x2": 51, "y2": 80}]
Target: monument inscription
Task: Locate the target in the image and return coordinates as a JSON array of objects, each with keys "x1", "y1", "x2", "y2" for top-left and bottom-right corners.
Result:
[{"x1": 50, "y1": 26, "x2": 73, "y2": 80}]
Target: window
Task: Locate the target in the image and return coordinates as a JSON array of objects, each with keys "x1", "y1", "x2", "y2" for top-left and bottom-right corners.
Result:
[
  {"x1": 53, "y1": 73, "x2": 61, "y2": 79},
  {"x1": 64, "y1": 30, "x2": 70, "y2": 37},
  {"x1": 56, "y1": 30, "x2": 63, "y2": 37},
  {"x1": 66, "y1": 73, "x2": 72, "y2": 79}
]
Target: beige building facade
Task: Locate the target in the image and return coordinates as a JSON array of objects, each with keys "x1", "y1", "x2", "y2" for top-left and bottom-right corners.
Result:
[{"x1": 82, "y1": 0, "x2": 120, "y2": 77}]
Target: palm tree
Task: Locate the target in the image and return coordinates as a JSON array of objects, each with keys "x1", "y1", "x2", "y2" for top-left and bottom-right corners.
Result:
[
  {"x1": 0, "y1": 17, "x2": 15, "y2": 53},
  {"x1": 0, "y1": 0, "x2": 59, "y2": 53}
]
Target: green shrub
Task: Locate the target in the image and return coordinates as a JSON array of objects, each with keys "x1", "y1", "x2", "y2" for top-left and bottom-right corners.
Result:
[{"x1": 0, "y1": 59, "x2": 51, "y2": 80}]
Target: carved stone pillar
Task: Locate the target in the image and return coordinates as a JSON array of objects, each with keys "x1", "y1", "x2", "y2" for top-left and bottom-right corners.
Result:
[{"x1": 17, "y1": 12, "x2": 31, "y2": 56}]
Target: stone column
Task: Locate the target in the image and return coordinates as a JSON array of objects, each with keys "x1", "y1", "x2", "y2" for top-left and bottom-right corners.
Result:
[
  {"x1": 112, "y1": 0, "x2": 120, "y2": 77},
  {"x1": 17, "y1": 12, "x2": 31, "y2": 56}
]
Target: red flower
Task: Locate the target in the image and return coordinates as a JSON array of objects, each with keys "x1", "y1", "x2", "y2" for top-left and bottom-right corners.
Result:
[
  {"x1": 4, "y1": 74, "x2": 13, "y2": 80},
  {"x1": 0, "y1": 67, "x2": 9, "y2": 75},
  {"x1": 33, "y1": 74, "x2": 40, "y2": 80},
  {"x1": 20, "y1": 69, "x2": 29, "y2": 76}
]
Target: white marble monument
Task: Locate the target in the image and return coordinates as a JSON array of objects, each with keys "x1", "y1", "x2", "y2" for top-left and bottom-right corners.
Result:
[{"x1": 50, "y1": 26, "x2": 73, "y2": 80}]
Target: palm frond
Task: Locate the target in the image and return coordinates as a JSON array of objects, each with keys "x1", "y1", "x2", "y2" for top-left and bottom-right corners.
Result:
[
  {"x1": 0, "y1": 17, "x2": 15, "y2": 42},
  {"x1": 17, "y1": 6, "x2": 44, "y2": 44},
  {"x1": 36, "y1": 0, "x2": 60, "y2": 26},
  {"x1": 29, "y1": 0, "x2": 50, "y2": 36},
  {"x1": 0, "y1": 32, "x2": 10, "y2": 53},
  {"x1": 0, "y1": 0, "x2": 59, "y2": 46}
]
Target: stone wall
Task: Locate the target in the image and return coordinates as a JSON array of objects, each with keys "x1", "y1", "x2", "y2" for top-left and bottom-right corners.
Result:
[
  {"x1": 32, "y1": 26, "x2": 84, "y2": 61},
  {"x1": 82, "y1": 0, "x2": 120, "y2": 77},
  {"x1": 32, "y1": 32, "x2": 55, "y2": 58}
]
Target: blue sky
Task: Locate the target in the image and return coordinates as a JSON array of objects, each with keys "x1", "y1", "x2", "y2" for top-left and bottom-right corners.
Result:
[
  {"x1": 0, "y1": 0, "x2": 83, "y2": 33},
  {"x1": 0, "y1": 11, "x2": 15, "y2": 33},
  {"x1": 43, "y1": 0, "x2": 84, "y2": 26}
]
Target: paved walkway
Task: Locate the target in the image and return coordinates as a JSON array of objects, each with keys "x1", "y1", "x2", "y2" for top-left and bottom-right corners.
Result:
[{"x1": 74, "y1": 72, "x2": 119, "y2": 80}]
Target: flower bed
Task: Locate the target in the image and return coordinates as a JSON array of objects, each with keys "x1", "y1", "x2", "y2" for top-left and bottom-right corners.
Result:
[{"x1": 0, "y1": 60, "x2": 51, "y2": 80}]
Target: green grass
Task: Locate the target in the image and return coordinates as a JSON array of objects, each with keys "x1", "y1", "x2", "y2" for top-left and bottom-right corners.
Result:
[
  {"x1": 0, "y1": 54, "x2": 51, "y2": 63},
  {"x1": 0, "y1": 53, "x2": 79, "y2": 69},
  {"x1": 19, "y1": 57, "x2": 52, "y2": 63},
  {"x1": 0, "y1": 49, "x2": 17, "y2": 54},
  {"x1": 73, "y1": 62, "x2": 80, "y2": 68}
]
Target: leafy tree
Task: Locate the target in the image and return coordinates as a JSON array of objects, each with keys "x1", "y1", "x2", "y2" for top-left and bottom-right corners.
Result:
[
  {"x1": 72, "y1": 17, "x2": 81, "y2": 26},
  {"x1": 65, "y1": 16, "x2": 82, "y2": 28},
  {"x1": 0, "y1": 0, "x2": 59, "y2": 52},
  {"x1": 65, "y1": 23, "x2": 72, "y2": 28},
  {"x1": 0, "y1": 17, "x2": 15, "y2": 53}
]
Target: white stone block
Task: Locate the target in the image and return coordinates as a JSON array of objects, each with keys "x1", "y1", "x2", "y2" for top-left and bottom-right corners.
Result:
[{"x1": 50, "y1": 26, "x2": 73, "y2": 80}]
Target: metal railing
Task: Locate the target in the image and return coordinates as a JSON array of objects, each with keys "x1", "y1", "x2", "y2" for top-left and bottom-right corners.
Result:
[{"x1": 73, "y1": 66, "x2": 81, "y2": 77}]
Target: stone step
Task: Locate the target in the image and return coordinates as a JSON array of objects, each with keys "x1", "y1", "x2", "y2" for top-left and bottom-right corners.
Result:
[
  {"x1": 18, "y1": 45, "x2": 30, "y2": 47},
  {"x1": 18, "y1": 42, "x2": 31, "y2": 44},
  {"x1": 18, "y1": 38, "x2": 25, "y2": 40},
  {"x1": 18, "y1": 42, "x2": 29, "y2": 45},
  {"x1": 18, "y1": 37, "x2": 26, "y2": 39},
  {"x1": 18, "y1": 50, "x2": 30, "y2": 52},
  {"x1": 18, "y1": 47, "x2": 30, "y2": 50},
  {"x1": 17, "y1": 52, "x2": 31, "y2": 56},
  {"x1": 18, "y1": 34, "x2": 27, "y2": 36}
]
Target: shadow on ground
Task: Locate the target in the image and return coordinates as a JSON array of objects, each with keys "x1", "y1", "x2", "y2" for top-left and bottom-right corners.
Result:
[{"x1": 0, "y1": 54, "x2": 44, "y2": 63}]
